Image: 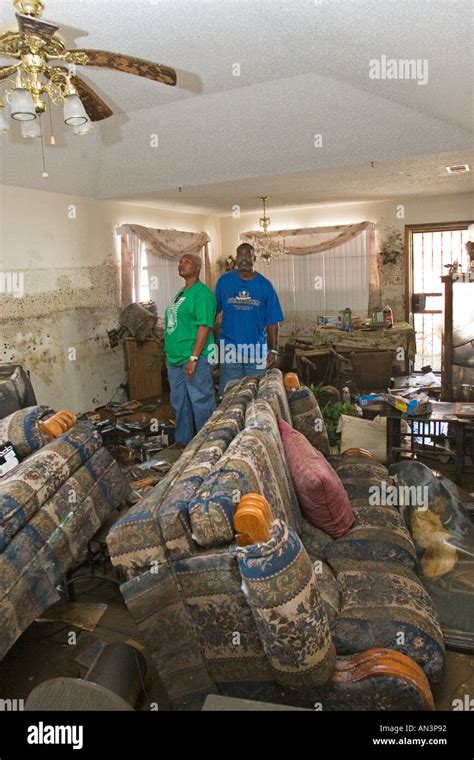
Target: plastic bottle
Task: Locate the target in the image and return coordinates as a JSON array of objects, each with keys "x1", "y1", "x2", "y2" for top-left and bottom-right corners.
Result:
[
  {"x1": 342, "y1": 307, "x2": 352, "y2": 331},
  {"x1": 383, "y1": 303, "x2": 393, "y2": 325},
  {"x1": 372, "y1": 306, "x2": 383, "y2": 324}
]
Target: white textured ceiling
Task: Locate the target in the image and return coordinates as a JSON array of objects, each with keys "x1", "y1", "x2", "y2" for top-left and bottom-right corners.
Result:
[{"x1": 0, "y1": 0, "x2": 473, "y2": 211}]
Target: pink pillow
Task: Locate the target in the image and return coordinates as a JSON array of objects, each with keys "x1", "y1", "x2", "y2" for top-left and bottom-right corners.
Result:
[{"x1": 278, "y1": 417, "x2": 354, "y2": 538}]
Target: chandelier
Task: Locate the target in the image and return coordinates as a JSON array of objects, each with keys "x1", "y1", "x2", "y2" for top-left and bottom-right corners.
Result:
[{"x1": 254, "y1": 196, "x2": 289, "y2": 265}]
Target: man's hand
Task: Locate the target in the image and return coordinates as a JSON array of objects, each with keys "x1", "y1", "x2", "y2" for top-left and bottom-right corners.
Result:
[
  {"x1": 185, "y1": 359, "x2": 197, "y2": 379},
  {"x1": 266, "y1": 351, "x2": 277, "y2": 369}
]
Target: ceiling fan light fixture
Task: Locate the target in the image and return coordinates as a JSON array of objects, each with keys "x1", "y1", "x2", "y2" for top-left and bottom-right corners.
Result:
[
  {"x1": 74, "y1": 120, "x2": 93, "y2": 136},
  {"x1": 10, "y1": 86, "x2": 37, "y2": 121},
  {"x1": 63, "y1": 94, "x2": 88, "y2": 126},
  {"x1": 21, "y1": 117, "x2": 41, "y2": 138}
]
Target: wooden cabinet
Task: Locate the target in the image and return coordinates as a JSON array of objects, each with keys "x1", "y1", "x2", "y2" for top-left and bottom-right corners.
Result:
[{"x1": 123, "y1": 338, "x2": 163, "y2": 401}]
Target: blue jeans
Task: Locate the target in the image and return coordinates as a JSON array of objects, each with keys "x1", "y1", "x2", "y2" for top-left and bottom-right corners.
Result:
[
  {"x1": 167, "y1": 356, "x2": 216, "y2": 445},
  {"x1": 219, "y1": 361, "x2": 266, "y2": 396}
]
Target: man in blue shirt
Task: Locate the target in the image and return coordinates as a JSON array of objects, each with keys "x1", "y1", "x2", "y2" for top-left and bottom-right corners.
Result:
[{"x1": 215, "y1": 243, "x2": 284, "y2": 395}]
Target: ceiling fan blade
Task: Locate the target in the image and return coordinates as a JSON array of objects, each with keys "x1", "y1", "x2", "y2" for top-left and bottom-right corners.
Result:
[
  {"x1": 46, "y1": 66, "x2": 113, "y2": 122},
  {"x1": 16, "y1": 12, "x2": 59, "y2": 42},
  {"x1": 0, "y1": 63, "x2": 20, "y2": 81},
  {"x1": 65, "y1": 49, "x2": 177, "y2": 86},
  {"x1": 70, "y1": 74, "x2": 113, "y2": 122}
]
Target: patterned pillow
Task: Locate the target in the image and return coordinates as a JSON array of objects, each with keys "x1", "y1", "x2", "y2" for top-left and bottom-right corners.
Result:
[
  {"x1": 0, "y1": 405, "x2": 54, "y2": 459},
  {"x1": 286, "y1": 386, "x2": 330, "y2": 456},
  {"x1": 237, "y1": 519, "x2": 336, "y2": 687},
  {"x1": 328, "y1": 558, "x2": 445, "y2": 683},
  {"x1": 278, "y1": 417, "x2": 354, "y2": 538}
]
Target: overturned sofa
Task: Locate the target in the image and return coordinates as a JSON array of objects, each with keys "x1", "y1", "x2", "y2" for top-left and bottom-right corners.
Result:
[
  {"x1": 0, "y1": 406, "x2": 130, "y2": 660},
  {"x1": 107, "y1": 370, "x2": 445, "y2": 710}
]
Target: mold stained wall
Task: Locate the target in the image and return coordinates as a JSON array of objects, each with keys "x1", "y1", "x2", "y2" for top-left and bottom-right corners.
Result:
[
  {"x1": 218, "y1": 192, "x2": 474, "y2": 336},
  {"x1": 0, "y1": 184, "x2": 221, "y2": 412}
]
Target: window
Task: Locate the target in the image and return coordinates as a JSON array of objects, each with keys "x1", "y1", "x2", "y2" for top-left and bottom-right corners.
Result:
[
  {"x1": 408, "y1": 225, "x2": 472, "y2": 371},
  {"x1": 132, "y1": 243, "x2": 187, "y2": 316},
  {"x1": 254, "y1": 228, "x2": 372, "y2": 333}
]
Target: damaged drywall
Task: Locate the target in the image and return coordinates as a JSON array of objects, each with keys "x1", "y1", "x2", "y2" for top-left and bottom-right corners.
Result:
[{"x1": 0, "y1": 258, "x2": 124, "y2": 412}]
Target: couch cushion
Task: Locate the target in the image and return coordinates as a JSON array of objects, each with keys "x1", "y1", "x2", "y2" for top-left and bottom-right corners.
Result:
[
  {"x1": 329, "y1": 457, "x2": 390, "y2": 482},
  {"x1": 324, "y1": 501, "x2": 418, "y2": 569},
  {"x1": 108, "y1": 384, "x2": 258, "y2": 572},
  {"x1": 0, "y1": 405, "x2": 54, "y2": 459},
  {"x1": 189, "y1": 426, "x2": 301, "y2": 548},
  {"x1": 0, "y1": 448, "x2": 128, "y2": 660},
  {"x1": 328, "y1": 559, "x2": 445, "y2": 682},
  {"x1": 245, "y1": 399, "x2": 302, "y2": 528},
  {"x1": 257, "y1": 369, "x2": 292, "y2": 424},
  {"x1": 0, "y1": 422, "x2": 102, "y2": 552},
  {"x1": 286, "y1": 386, "x2": 330, "y2": 455},
  {"x1": 237, "y1": 519, "x2": 336, "y2": 687},
  {"x1": 278, "y1": 417, "x2": 354, "y2": 538}
]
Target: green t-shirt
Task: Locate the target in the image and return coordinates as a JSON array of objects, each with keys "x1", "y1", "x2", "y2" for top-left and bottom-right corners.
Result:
[{"x1": 164, "y1": 281, "x2": 216, "y2": 366}]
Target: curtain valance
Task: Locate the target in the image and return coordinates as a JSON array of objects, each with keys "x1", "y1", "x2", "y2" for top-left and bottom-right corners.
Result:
[
  {"x1": 240, "y1": 221, "x2": 371, "y2": 256},
  {"x1": 117, "y1": 224, "x2": 210, "y2": 260}
]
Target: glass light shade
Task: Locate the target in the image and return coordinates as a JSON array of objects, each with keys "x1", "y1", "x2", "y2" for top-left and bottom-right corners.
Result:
[
  {"x1": 0, "y1": 108, "x2": 8, "y2": 134},
  {"x1": 10, "y1": 87, "x2": 37, "y2": 121},
  {"x1": 21, "y1": 118, "x2": 41, "y2": 138},
  {"x1": 73, "y1": 120, "x2": 93, "y2": 136},
  {"x1": 63, "y1": 94, "x2": 88, "y2": 126}
]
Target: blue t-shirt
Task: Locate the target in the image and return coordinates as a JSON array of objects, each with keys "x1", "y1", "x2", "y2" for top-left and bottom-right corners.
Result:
[{"x1": 215, "y1": 270, "x2": 284, "y2": 347}]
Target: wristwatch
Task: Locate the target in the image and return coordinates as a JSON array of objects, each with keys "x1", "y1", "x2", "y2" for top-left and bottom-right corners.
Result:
[
  {"x1": 189, "y1": 355, "x2": 199, "y2": 362},
  {"x1": 269, "y1": 349, "x2": 278, "y2": 356}
]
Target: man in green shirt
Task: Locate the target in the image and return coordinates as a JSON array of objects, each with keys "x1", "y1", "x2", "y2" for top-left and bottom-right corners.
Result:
[{"x1": 165, "y1": 253, "x2": 216, "y2": 445}]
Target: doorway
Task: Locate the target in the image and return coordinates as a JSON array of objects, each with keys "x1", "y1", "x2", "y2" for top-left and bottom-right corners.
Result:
[{"x1": 405, "y1": 222, "x2": 473, "y2": 371}]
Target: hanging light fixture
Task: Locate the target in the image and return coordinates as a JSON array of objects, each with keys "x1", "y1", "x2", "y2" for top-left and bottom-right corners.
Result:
[
  {"x1": 254, "y1": 196, "x2": 289, "y2": 265},
  {"x1": 10, "y1": 74, "x2": 37, "y2": 121},
  {"x1": 63, "y1": 82, "x2": 89, "y2": 126},
  {"x1": 21, "y1": 117, "x2": 41, "y2": 137}
]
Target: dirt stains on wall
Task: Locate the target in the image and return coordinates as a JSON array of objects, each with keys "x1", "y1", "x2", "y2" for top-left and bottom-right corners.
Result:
[{"x1": 0, "y1": 259, "x2": 124, "y2": 412}]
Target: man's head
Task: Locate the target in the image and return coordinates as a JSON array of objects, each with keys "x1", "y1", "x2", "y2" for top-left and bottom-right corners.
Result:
[
  {"x1": 178, "y1": 253, "x2": 202, "y2": 280},
  {"x1": 236, "y1": 243, "x2": 256, "y2": 273}
]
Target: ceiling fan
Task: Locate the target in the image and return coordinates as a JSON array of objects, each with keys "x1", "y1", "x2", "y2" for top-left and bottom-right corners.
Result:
[{"x1": 0, "y1": 0, "x2": 177, "y2": 131}]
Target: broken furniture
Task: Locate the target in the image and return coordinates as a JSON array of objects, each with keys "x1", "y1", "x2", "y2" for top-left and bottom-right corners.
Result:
[
  {"x1": 0, "y1": 405, "x2": 130, "y2": 660},
  {"x1": 25, "y1": 643, "x2": 146, "y2": 711},
  {"x1": 313, "y1": 321, "x2": 415, "y2": 375},
  {"x1": 295, "y1": 348, "x2": 352, "y2": 389},
  {"x1": 278, "y1": 338, "x2": 313, "y2": 373},
  {"x1": 349, "y1": 350, "x2": 395, "y2": 394},
  {"x1": 107, "y1": 370, "x2": 445, "y2": 710},
  {"x1": 0, "y1": 364, "x2": 37, "y2": 418},
  {"x1": 123, "y1": 338, "x2": 163, "y2": 401},
  {"x1": 384, "y1": 400, "x2": 471, "y2": 485}
]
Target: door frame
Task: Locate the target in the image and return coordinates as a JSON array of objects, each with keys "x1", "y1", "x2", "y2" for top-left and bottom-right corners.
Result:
[{"x1": 404, "y1": 221, "x2": 474, "y2": 323}]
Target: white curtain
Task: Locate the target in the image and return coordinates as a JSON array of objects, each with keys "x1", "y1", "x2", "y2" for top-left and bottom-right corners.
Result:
[
  {"x1": 254, "y1": 227, "x2": 375, "y2": 334},
  {"x1": 145, "y1": 250, "x2": 184, "y2": 318}
]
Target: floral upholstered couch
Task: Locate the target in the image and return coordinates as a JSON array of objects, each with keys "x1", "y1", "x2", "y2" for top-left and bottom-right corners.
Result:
[
  {"x1": 107, "y1": 370, "x2": 445, "y2": 710},
  {"x1": 0, "y1": 406, "x2": 130, "y2": 660}
]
